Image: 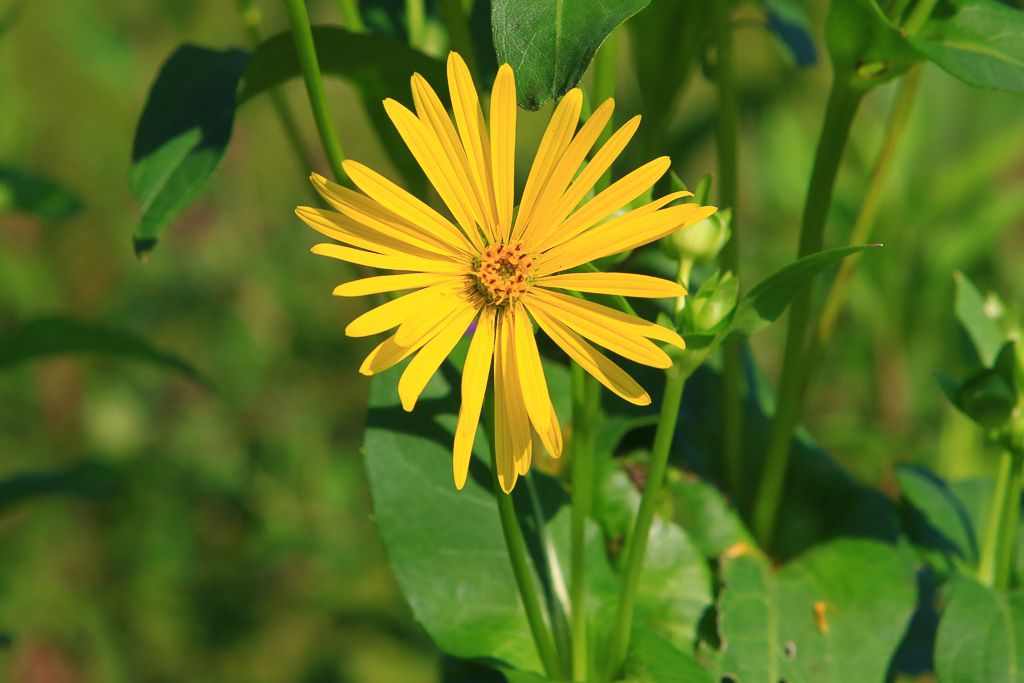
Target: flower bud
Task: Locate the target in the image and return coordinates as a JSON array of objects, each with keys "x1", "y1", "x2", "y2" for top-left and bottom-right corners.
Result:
[
  {"x1": 662, "y1": 208, "x2": 731, "y2": 264},
  {"x1": 689, "y1": 270, "x2": 739, "y2": 332}
]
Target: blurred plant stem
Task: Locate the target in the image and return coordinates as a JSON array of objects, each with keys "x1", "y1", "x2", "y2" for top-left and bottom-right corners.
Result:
[
  {"x1": 604, "y1": 360, "x2": 692, "y2": 680},
  {"x1": 753, "y1": 82, "x2": 864, "y2": 550},
  {"x1": 406, "y1": 0, "x2": 427, "y2": 49},
  {"x1": 591, "y1": 30, "x2": 618, "y2": 194},
  {"x1": 441, "y1": 0, "x2": 478, "y2": 80},
  {"x1": 712, "y1": 0, "x2": 743, "y2": 497},
  {"x1": 235, "y1": 0, "x2": 316, "y2": 181},
  {"x1": 282, "y1": 0, "x2": 348, "y2": 184},
  {"x1": 333, "y1": 0, "x2": 365, "y2": 31},
  {"x1": 570, "y1": 363, "x2": 599, "y2": 681},
  {"x1": 979, "y1": 446, "x2": 1024, "y2": 590}
]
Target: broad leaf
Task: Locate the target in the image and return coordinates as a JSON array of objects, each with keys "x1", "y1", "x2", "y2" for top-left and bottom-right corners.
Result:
[
  {"x1": 668, "y1": 473, "x2": 752, "y2": 560},
  {"x1": 0, "y1": 317, "x2": 210, "y2": 386},
  {"x1": 896, "y1": 464, "x2": 978, "y2": 578},
  {"x1": 765, "y1": 0, "x2": 818, "y2": 67},
  {"x1": 825, "y1": 0, "x2": 921, "y2": 88},
  {"x1": 492, "y1": 0, "x2": 650, "y2": 110},
  {"x1": 718, "y1": 540, "x2": 917, "y2": 682},
  {"x1": 0, "y1": 165, "x2": 82, "y2": 221},
  {"x1": 130, "y1": 44, "x2": 249, "y2": 256},
  {"x1": 935, "y1": 576, "x2": 1024, "y2": 682},
  {"x1": 622, "y1": 626, "x2": 715, "y2": 683},
  {"x1": 911, "y1": 0, "x2": 1024, "y2": 93},
  {"x1": 954, "y1": 271, "x2": 1003, "y2": 367},
  {"x1": 727, "y1": 244, "x2": 879, "y2": 341}
]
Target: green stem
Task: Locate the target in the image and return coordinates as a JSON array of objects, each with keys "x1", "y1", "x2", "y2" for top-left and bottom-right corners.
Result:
[
  {"x1": 570, "y1": 364, "x2": 599, "y2": 681},
  {"x1": 440, "y1": 0, "x2": 478, "y2": 80},
  {"x1": 995, "y1": 449, "x2": 1024, "y2": 591},
  {"x1": 712, "y1": 0, "x2": 743, "y2": 496},
  {"x1": 406, "y1": 0, "x2": 427, "y2": 49},
  {"x1": 802, "y1": 65, "x2": 922, "y2": 396},
  {"x1": 752, "y1": 82, "x2": 863, "y2": 550},
  {"x1": 902, "y1": 0, "x2": 941, "y2": 34},
  {"x1": 591, "y1": 29, "x2": 618, "y2": 194},
  {"x1": 979, "y1": 450, "x2": 1013, "y2": 587},
  {"x1": 281, "y1": 0, "x2": 348, "y2": 183},
  {"x1": 333, "y1": 0, "x2": 366, "y2": 31},
  {"x1": 604, "y1": 363, "x2": 690, "y2": 680}
]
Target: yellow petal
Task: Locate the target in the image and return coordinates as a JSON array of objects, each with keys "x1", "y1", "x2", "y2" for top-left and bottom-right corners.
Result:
[
  {"x1": 447, "y1": 52, "x2": 498, "y2": 241},
  {"x1": 312, "y1": 243, "x2": 464, "y2": 273},
  {"x1": 333, "y1": 272, "x2": 457, "y2": 298},
  {"x1": 359, "y1": 298, "x2": 471, "y2": 376},
  {"x1": 535, "y1": 272, "x2": 686, "y2": 299},
  {"x1": 346, "y1": 283, "x2": 458, "y2": 337},
  {"x1": 382, "y1": 98, "x2": 484, "y2": 250},
  {"x1": 399, "y1": 301, "x2": 480, "y2": 411},
  {"x1": 453, "y1": 305, "x2": 496, "y2": 489},
  {"x1": 494, "y1": 308, "x2": 530, "y2": 490},
  {"x1": 520, "y1": 98, "x2": 614, "y2": 243},
  {"x1": 536, "y1": 156, "x2": 671, "y2": 252},
  {"x1": 394, "y1": 284, "x2": 476, "y2": 347},
  {"x1": 528, "y1": 304, "x2": 651, "y2": 406},
  {"x1": 343, "y1": 159, "x2": 475, "y2": 253},
  {"x1": 512, "y1": 89, "x2": 583, "y2": 240},
  {"x1": 532, "y1": 287, "x2": 685, "y2": 349},
  {"x1": 490, "y1": 64, "x2": 516, "y2": 240},
  {"x1": 512, "y1": 303, "x2": 563, "y2": 458},
  {"x1": 528, "y1": 290, "x2": 672, "y2": 369},
  {"x1": 530, "y1": 116, "x2": 643, "y2": 248}
]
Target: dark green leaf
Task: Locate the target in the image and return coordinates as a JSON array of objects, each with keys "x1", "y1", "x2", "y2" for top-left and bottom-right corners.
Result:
[
  {"x1": 728, "y1": 244, "x2": 879, "y2": 341},
  {"x1": 954, "y1": 270, "x2": 1003, "y2": 367},
  {"x1": 622, "y1": 626, "x2": 715, "y2": 683},
  {"x1": 0, "y1": 164, "x2": 82, "y2": 221},
  {"x1": 130, "y1": 44, "x2": 250, "y2": 256},
  {"x1": 492, "y1": 0, "x2": 650, "y2": 110},
  {"x1": 896, "y1": 464, "x2": 978, "y2": 576},
  {"x1": 237, "y1": 26, "x2": 447, "y2": 105},
  {"x1": 0, "y1": 317, "x2": 210, "y2": 386},
  {"x1": 911, "y1": 0, "x2": 1024, "y2": 93},
  {"x1": 825, "y1": 0, "x2": 921, "y2": 88},
  {"x1": 766, "y1": 0, "x2": 818, "y2": 67},
  {"x1": 718, "y1": 540, "x2": 917, "y2": 683},
  {"x1": 935, "y1": 576, "x2": 1024, "y2": 682},
  {"x1": 0, "y1": 462, "x2": 119, "y2": 514}
]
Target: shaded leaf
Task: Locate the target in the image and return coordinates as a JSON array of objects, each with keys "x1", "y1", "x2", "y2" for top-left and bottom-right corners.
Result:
[
  {"x1": 130, "y1": 44, "x2": 249, "y2": 256},
  {"x1": 911, "y1": 0, "x2": 1024, "y2": 93},
  {"x1": 766, "y1": 0, "x2": 818, "y2": 67},
  {"x1": 0, "y1": 165, "x2": 82, "y2": 221},
  {"x1": 668, "y1": 472, "x2": 752, "y2": 560},
  {"x1": 0, "y1": 317, "x2": 210, "y2": 386},
  {"x1": 934, "y1": 576, "x2": 1024, "y2": 682},
  {"x1": 896, "y1": 464, "x2": 978, "y2": 577},
  {"x1": 622, "y1": 626, "x2": 715, "y2": 683},
  {"x1": 0, "y1": 462, "x2": 119, "y2": 514},
  {"x1": 492, "y1": 0, "x2": 650, "y2": 110}
]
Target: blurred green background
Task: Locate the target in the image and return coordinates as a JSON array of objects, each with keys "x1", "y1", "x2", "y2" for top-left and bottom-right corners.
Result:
[{"x1": 1, "y1": 0, "x2": 1023, "y2": 680}]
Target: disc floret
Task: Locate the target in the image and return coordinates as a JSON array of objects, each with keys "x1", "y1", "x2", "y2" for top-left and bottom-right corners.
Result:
[{"x1": 472, "y1": 241, "x2": 535, "y2": 306}]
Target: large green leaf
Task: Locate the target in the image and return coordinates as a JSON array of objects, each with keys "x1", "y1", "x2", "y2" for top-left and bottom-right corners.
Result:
[
  {"x1": 622, "y1": 626, "x2": 715, "y2": 683},
  {"x1": 130, "y1": 44, "x2": 249, "y2": 257},
  {"x1": 896, "y1": 464, "x2": 978, "y2": 578},
  {"x1": 825, "y1": 0, "x2": 921, "y2": 89},
  {"x1": 935, "y1": 576, "x2": 1024, "y2": 682},
  {"x1": 718, "y1": 540, "x2": 917, "y2": 682},
  {"x1": 911, "y1": 0, "x2": 1024, "y2": 93},
  {"x1": 0, "y1": 165, "x2": 82, "y2": 221},
  {"x1": 0, "y1": 317, "x2": 210, "y2": 386},
  {"x1": 492, "y1": 0, "x2": 650, "y2": 110},
  {"x1": 954, "y1": 270, "x2": 1004, "y2": 367}
]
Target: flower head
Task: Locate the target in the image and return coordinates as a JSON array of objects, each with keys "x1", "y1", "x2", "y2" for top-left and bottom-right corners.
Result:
[{"x1": 296, "y1": 53, "x2": 716, "y2": 492}]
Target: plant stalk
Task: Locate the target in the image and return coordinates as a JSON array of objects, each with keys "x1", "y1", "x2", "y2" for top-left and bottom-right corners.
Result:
[
  {"x1": 995, "y1": 449, "x2": 1024, "y2": 591},
  {"x1": 281, "y1": 0, "x2": 348, "y2": 183},
  {"x1": 333, "y1": 0, "x2": 365, "y2": 31},
  {"x1": 591, "y1": 29, "x2": 618, "y2": 194},
  {"x1": 440, "y1": 0, "x2": 479, "y2": 80},
  {"x1": 604, "y1": 362, "x2": 690, "y2": 680},
  {"x1": 752, "y1": 82, "x2": 863, "y2": 550},
  {"x1": 570, "y1": 363, "x2": 599, "y2": 681}
]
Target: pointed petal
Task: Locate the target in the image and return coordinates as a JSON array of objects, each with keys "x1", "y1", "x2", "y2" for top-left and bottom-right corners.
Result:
[
  {"x1": 528, "y1": 304, "x2": 651, "y2": 406},
  {"x1": 394, "y1": 284, "x2": 476, "y2": 346},
  {"x1": 532, "y1": 287, "x2": 685, "y2": 348},
  {"x1": 448, "y1": 52, "x2": 498, "y2": 240},
  {"x1": 453, "y1": 305, "x2": 496, "y2": 489},
  {"x1": 512, "y1": 304, "x2": 563, "y2": 458},
  {"x1": 297, "y1": 206, "x2": 447, "y2": 260},
  {"x1": 333, "y1": 272, "x2": 457, "y2": 297},
  {"x1": 399, "y1": 301, "x2": 480, "y2": 411},
  {"x1": 312, "y1": 242, "x2": 464, "y2": 273},
  {"x1": 512, "y1": 89, "x2": 583, "y2": 240},
  {"x1": 346, "y1": 283, "x2": 458, "y2": 337},
  {"x1": 490, "y1": 64, "x2": 516, "y2": 240},
  {"x1": 493, "y1": 311, "x2": 519, "y2": 492},
  {"x1": 536, "y1": 272, "x2": 686, "y2": 298}
]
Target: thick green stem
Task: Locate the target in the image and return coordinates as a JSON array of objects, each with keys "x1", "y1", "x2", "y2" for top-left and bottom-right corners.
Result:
[
  {"x1": 995, "y1": 450, "x2": 1024, "y2": 591},
  {"x1": 979, "y1": 451, "x2": 1013, "y2": 587},
  {"x1": 752, "y1": 82, "x2": 863, "y2": 550},
  {"x1": 440, "y1": 0, "x2": 478, "y2": 80},
  {"x1": 902, "y1": 0, "x2": 942, "y2": 34},
  {"x1": 604, "y1": 363, "x2": 690, "y2": 680},
  {"x1": 712, "y1": 0, "x2": 743, "y2": 495},
  {"x1": 333, "y1": 0, "x2": 365, "y2": 31},
  {"x1": 570, "y1": 364, "x2": 599, "y2": 681},
  {"x1": 591, "y1": 30, "x2": 618, "y2": 194},
  {"x1": 281, "y1": 0, "x2": 348, "y2": 183}
]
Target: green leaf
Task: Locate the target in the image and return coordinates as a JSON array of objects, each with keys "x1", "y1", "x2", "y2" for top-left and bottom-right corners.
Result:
[
  {"x1": 622, "y1": 626, "x2": 715, "y2": 683},
  {"x1": 896, "y1": 464, "x2": 978, "y2": 577},
  {"x1": 0, "y1": 462, "x2": 119, "y2": 515},
  {"x1": 718, "y1": 540, "x2": 917, "y2": 683},
  {"x1": 766, "y1": 0, "x2": 819, "y2": 68},
  {"x1": 935, "y1": 576, "x2": 1024, "y2": 682},
  {"x1": 668, "y1": 473, "x2": 752, "y2": 560},
  {"x1": 492, "y1": 0, "x2": 650, "y2": 110},
  {"x1": 0, "y1": 165, "x2": 82, "y2": 221},
  {"x1": 825, "y1": 0, "x2": 921, "y2": 88},
  {"x1": 0, "y1": 317, "x2": 210, "y2": 386},
  {"x1": 130, "y1": 44, "x2": 249, "y2": 257},
  {"x1": 727, "y1": 244, "x2": 879, "y2": 341},
  {"x1": 911, "y1": 0, "x2": 1024, "y2": 93},
  {"x1": 237, "y1": 26, "x2": 447, "y2": 105},
  {"x1": 954, "y1": 271, "x2": 1004, "y2": 367}
]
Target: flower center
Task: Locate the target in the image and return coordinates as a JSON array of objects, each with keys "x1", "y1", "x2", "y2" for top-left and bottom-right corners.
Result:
[{"x1": 472, "y1": 241, "x2": 535, "y2": 306}]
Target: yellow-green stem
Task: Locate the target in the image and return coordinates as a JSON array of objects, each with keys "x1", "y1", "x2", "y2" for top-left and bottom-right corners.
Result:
[
  {"x1": 591, "y1": 30, "x2": 618, "y2": 194},
  {"x1": 604, "y1": 362, "x2": 691, "y2": 680},
  {"x1": 995, "y1": 449, "x2": 1024, "y2": 591},
  {"x1": 752, "y1": 82, "x2": 863, "y2": 550},
  {"x1": 281, "y1": 0, "x2": 348, "y2": 183},
  {"x1": 333, "y1": 0, "x2": 365, "y2": 31},
  {"x1": 406, "y1": 0, "x2": 427, "y2": 49},
  {"x1": 440, "y1": 0, "x2": 478, "y2": 80},
  {"x1": 570, "y1": 364, "x2": 599, "y2": 681}
]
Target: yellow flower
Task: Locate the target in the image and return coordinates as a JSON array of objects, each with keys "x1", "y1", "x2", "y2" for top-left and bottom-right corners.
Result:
[{"x1": 296, "y1": 52, "x2": 716, "y2": 493}]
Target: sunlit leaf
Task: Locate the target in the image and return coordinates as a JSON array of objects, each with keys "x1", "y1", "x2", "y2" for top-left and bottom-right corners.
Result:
[
  {"x1": 954, "y1": 271, "x2": 1004, "y2": 367},
  {"x1": 130, "y1": 44, "x2": 249, "y2": 257},
  {"x1": 492, "y1": 0, "x2": 650, "y2": 110},
  {"x1": 622, "y1": 626, "x2": 715, "y2": 683},
  {"x1": 0, "y1": 164, "x2": 82, "y2": 221},
  {"x1": 935, "y1": 576, "x2": 1024, "y2": 682}
]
